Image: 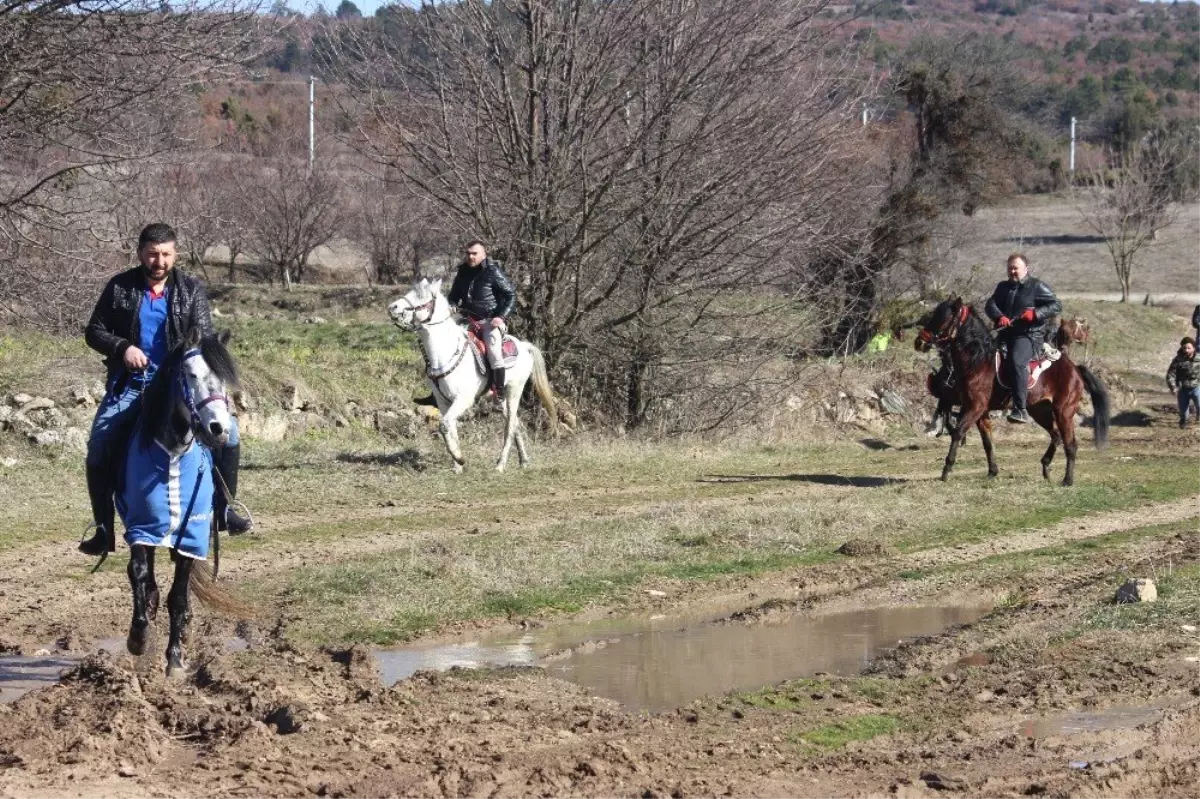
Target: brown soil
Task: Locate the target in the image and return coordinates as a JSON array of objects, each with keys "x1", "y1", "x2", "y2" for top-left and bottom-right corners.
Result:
[{"x1": 1, "y1": 498, "x2": 1197, "y2": 797}]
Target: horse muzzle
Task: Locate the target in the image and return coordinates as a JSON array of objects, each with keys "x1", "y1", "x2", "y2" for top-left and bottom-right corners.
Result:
[{"x1": 914, "y1": 330, "x2": 934, "y2": 353}]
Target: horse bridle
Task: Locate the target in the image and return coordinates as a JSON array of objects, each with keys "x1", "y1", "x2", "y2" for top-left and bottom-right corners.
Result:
[
  {"x1": 394, "y1": 295, "x2": 451, "y2": 328},
  {"x1": 917, "y1": 305, "x2": 970, "y2": 348},
  {"x1": 179, "y1": 348, "x2": 230, "y2": 433}
]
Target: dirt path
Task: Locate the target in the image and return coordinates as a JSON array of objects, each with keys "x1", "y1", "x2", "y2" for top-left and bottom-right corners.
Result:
[{"x1": 1, "y1": 510, "x2": 1195, "y2": 798}]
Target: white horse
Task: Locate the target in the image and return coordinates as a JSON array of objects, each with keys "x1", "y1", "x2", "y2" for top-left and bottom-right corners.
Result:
[{"x1": 388, "y1": 278, "x2": 562, "y2": 472}]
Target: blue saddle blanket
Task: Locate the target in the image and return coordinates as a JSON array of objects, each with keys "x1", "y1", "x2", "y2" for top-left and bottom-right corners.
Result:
[{"x1": 117, "y1": 438, "x2": 213, "y2": 560}]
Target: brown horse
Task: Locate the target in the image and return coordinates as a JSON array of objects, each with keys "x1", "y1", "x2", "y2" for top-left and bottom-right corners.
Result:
[{"x1": 915, "y1": 298, "x2": 1110, "y2": 486}]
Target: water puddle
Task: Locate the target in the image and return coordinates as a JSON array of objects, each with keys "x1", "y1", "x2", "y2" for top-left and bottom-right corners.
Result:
[
  {"x1": 0, "y1": 636, "x2": 247, "y2": 703},
  {"x1": 1021, "y1": 705, "x2": 1163, "y2": 738},
  {"x1": 0, "y1": 654, "x2": 78, "y2": 704},
  {"x1": 375, "y1": 602, "x2": 991, "y2": 711}
]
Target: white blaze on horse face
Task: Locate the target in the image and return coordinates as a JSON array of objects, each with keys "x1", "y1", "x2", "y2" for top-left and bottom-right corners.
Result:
[{"x1": 184, "y1": 353, "x2": 232, "y2": 446}]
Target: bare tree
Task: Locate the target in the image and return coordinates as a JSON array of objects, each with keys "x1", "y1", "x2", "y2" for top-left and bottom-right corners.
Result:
[
  {"x1": 0, "y1": 1, "x2": 268, "y2": 239},
  {"x1": 241, "y1": 155, "x2": 345, "y2": 289},
  {"x1": 323, "y1": 0, "x2": 871, "y2": 429},
  {"x1": 349, "y1": 175, "x2": 452, "y2": 284},
  {"x1": 1074, "y1": 134, "x2": 1196, "y2": 302}
]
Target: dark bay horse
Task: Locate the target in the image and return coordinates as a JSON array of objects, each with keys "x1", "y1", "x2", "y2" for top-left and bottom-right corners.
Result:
[
  {"x1": 117, "y1": 327, "x2": 248, "y2": 677},
  {"x1": 915, "y1": 298, "x2": 1110, "y2": 486}
]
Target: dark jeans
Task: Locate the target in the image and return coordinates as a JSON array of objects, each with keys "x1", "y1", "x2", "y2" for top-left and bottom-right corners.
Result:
[
  {"x1": 1003, "y1": 333, "x2": 1038, "y2": 412},
  {"x1": 1178, "y1": 387, "x2": 1200, "y2": 425}
]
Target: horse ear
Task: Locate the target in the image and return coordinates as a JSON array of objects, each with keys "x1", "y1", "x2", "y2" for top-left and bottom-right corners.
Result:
[
  {"x1": 431, "y1": 277, "x2": 444, "y2": 294},
  {"x1": 185, "y1": 325, "x2": 202, "y2": 349},
  {"x1": 218, "y1": 329, "x2": 232, "y2": 346}
]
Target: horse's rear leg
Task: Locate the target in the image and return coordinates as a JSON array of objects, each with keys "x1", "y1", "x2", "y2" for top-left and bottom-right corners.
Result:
[
  {"x1": 1055, "y1": 404, "x2": 1080, "y2": 487},
  {"x1": 1030, "y1": 402, "x2": 1060, "y2": 481},
  {"x1": 496, "y1": 385, "x2": 523, "y2": 471},
  {"x1": 165, "y1": 554, "x2": 195, "y2": 679},
  {"x1": 127, "y1": 545, "x2": 152, "y2": 656},
  {"x1": 976, "y1": 416, "x2": 998, "y2": 478}
]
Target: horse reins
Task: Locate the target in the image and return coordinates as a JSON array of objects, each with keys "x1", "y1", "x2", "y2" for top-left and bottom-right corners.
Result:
[
  {"x1": 401, "y1": 296, "x2": 469, "y2": 384},
  {"x1": 917, "y1": 304, "x2": 971, "y2": 347}
]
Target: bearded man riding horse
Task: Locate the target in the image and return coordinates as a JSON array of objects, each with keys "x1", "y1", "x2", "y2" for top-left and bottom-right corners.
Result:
[
  {"x1": 917, "y1": 253, "x2": 1110, "y2": 485},
  {"x1": 80, "y1": 224, "x2": 250, "y2": 559}
]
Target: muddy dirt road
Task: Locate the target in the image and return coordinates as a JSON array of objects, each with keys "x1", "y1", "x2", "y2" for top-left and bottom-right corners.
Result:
[{"x1": 1, "y1": 328, "x2": 1198, "y2": 797}]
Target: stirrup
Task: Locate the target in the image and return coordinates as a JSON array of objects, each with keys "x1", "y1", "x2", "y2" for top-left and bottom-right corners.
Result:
[
  {"x1": 225, "y1": 501, "x2": 255, "y2": 536},
  {"x1": 80, "y1": 521, "x2": 110, "y2": 571}
]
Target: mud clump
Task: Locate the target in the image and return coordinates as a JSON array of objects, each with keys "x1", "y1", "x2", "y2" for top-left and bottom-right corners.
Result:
[{"x1": 836, "y1": 539, "x2": 898, "y2": 557}]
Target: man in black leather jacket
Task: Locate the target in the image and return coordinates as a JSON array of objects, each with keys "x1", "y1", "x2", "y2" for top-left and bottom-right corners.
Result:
[
  {"x1": 984, "y1": 253, "x2": 1062, "y2": 424},
  {"x1": 447, "y1": 240, "x2": 516, "y2": 393},
  {"x1": 78, "y1": 223, "x2": 249, "y2": 557}
]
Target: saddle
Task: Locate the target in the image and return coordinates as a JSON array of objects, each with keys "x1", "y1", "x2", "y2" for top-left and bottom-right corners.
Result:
[
  {"x1": 466, "y1": 320, "x2": 519, "y2": 375},
  {"x1": 994, "y1": 352, "x2": 1053, "y2": 391}
]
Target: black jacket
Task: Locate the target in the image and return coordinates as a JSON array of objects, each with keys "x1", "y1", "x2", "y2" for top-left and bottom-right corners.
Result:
[
  {"x1": 447, "y1": 258, "x2": 516, "y2": 321},
  {"x1": 85, "y1": 267, "x2": 215, "y2": 381},
  {"x1": 984, "y1": 276, "x2": 1061, "y2": 338}
]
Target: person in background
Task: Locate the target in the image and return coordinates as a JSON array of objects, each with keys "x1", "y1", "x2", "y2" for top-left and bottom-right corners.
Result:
[{"x1": 1166, "y1": 336, "x2": 1200, "y2": 429}]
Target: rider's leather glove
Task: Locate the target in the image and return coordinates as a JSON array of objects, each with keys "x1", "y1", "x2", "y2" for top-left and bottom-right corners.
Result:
[
  {"x1": 1020, "y1": 309, "x2": 1037, "y2": 323},
  {"x1": 997, "y1": 316, "x2": 1012, "y2": 328}
]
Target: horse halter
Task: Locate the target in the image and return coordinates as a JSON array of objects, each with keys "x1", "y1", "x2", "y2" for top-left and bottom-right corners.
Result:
[
  {"x1": 395, "y1": 295, "x2": 449, "y2": 328},
  {"x1": 917, "y1": 305, "x2": 970, "y2": 349},
  {"x1": 178, "y1": 348, "x2": 230, "y2": 430}
]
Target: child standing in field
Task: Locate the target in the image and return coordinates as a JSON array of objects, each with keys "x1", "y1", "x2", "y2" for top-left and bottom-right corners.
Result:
[{"x1": 1166, "y1": 337, "x2": 1200, "y2": 429}]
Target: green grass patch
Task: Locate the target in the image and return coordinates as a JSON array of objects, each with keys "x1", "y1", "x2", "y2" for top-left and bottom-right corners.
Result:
[
  {"x1": 790, "y1": 713, "x2": 903, "y2": 750},
  {"x1": 1082, "y1": 562, "x2": 1200, "y2": 632}
]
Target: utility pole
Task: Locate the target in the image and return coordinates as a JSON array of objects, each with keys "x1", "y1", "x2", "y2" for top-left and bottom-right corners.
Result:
[
  {"x1": 1069, "y1": 116, "x2": 1076, "y2": 175},
  {"x1": 308, "y1": 75, "x2": 316, "y2": 175}
]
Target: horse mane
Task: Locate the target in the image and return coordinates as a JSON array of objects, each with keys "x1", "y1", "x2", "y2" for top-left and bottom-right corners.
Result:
[
  {"x1": 957, "y1": 304, "x2": 996, "y2": 371},
  {"x1": 199, "y1": 334, "x2": 241, "y2": 390},
  {"x1": 138, "y1": 334, "x2": 240, "y2": 450},
  {"x1": 138, "y1": 346, "x2": 188, "y2": 451}
]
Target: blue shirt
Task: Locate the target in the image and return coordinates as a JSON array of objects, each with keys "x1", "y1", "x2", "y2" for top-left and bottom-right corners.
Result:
[{"x1": 137, "y1": 288, "x2": 169, "y2": 383}]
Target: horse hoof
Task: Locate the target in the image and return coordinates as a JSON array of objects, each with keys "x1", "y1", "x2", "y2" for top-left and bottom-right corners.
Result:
[
  {"x1": 988, "y1": 471, "x2": 999, "y2": 479},
  {"x1": 127, "y1": 624, "x2": 149, "y2": 657},
  {"x1": 165, "y1": 659, "x2": 186, "y2": 680}
]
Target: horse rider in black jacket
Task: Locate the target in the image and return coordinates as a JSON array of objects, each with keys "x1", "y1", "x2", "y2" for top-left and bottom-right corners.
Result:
[
  {"x1": 984, "y1": 253, "x2": 1062, "y2": 425},
  {"x1": 447, "y1": 240, "x2": 516, "y2": 394},
  {"x1": 79, "y1": 223, "x2": 249, "y2": 557}
]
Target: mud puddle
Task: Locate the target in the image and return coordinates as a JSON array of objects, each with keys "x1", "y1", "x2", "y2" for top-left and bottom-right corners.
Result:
[
  {"x1": 376, "y1": 603, "x2": 991, "y2": 711},
  {"x1": 1021, "y1": 705, "x2": 1165, "y2": 737}
]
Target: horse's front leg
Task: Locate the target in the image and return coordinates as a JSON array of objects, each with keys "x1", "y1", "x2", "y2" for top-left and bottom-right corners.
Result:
[
  {"x1": 439, "y1": 394, "x2": 474, "y2": 473},
  {"x1": 165, "y1": 554, "x2": 195, "y2": 679},
  {"x1": 127, "y1": 545, "x2": 152, "y2": 656},
  {"x1": 942, "y1": 406, "x2": 984, "y2": 481}
]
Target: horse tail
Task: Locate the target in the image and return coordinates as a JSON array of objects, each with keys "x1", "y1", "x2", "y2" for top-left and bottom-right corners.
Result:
[
  {"x1": 189, "y1": 559, "x2": 255, "y2": 619},
  {"x1": 1078, "y1": 364, "x2": 1110, "y2": 450},
  {"x1": 529, "y1": 344, "x2": 576, "y2": 433}
]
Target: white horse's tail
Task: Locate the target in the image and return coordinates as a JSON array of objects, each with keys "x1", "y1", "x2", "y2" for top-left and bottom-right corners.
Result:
[{"x1": 529, "y1": 344, "x2": 576, "y2": 433}]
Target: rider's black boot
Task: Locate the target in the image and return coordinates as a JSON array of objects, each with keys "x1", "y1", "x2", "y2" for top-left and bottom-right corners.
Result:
[
  {"x1": 492, "y1": 367, "x2": 507, "y2": 395},
  {"x1": 80, "y1": 462, "x2": 115, "y2": 555},
  {"x1": 213, "y1": 444, "x2": 252, "y2": 535}
]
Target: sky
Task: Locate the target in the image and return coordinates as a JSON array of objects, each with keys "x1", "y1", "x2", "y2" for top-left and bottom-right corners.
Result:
[{"x1": 295, "y1": 0, "x2": 414, "y2": 16}]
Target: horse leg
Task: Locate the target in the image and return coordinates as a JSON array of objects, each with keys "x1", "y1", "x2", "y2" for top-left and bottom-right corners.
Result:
[
  {"x1": 1030, "y1": 402, "x2": 1059, "y2": 481},
  {"x1": 146, "y1": 548, "x2": 160, "y2": 622},
  {"x1": 495, "y1": 383, "x2": 522, "y2": 472},
  {"x1": 439, "y1": 394, "x2": 473, "y2": 474},
  {"x1": 126, "y1": 545, "x2": 152, "y2": 656},
  {"x1": 1055, "y1": 404, "x2": 1079, "y2": 487},
  {"x1": 941, "y1": 408, "x2": 982, "y2": 481},
  {"x1": 165, "y1": 554, "x2": 195, "y2": 679},
  {"x1": 976, "y1": 415, "x2": 998, "y2": 478}
]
